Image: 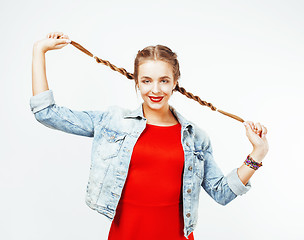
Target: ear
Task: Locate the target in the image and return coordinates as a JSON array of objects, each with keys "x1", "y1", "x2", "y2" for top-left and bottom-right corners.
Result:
[
  {"x1": 136, "y1": 84, "x2": 140, "y2": 93},
  {"x1": 173, "y1": 81, "x2": 178, "y2": 90}
]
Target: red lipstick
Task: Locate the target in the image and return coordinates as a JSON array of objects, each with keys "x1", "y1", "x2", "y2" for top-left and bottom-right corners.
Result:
[{"x1": 149, "y1": 96, "x2": 163, "y2": 103}]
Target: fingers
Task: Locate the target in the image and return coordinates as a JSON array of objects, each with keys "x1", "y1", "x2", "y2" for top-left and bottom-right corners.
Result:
[
  {"x1": 254, "y1": 122, "x2": 262, "y2": 137},
  {"x1": 46, "y1": 32, "x2": 69, "y2": 40},
  {"x1": 46, "y1": 32, "x2": 62, "y2": 38},
  {"x1": 53, "y1": 40, "x2": 71, "y2": 49},
  {"x1": 261, "y1": 125, "x2": 267, "y2": 138},
  {"x1": 57, "y1": 39, "x2": 71, "y2": 44},
  {"x1": 244, "y1": 121, "x2": 254, "y2": 132},
  {"x1": 59, "y1": 34, "x2": 69, "y2": 39},
  {"x1": 45, "y1": 32, "x2": 71, "y2": 47},
  {"x1": 244, "y1": 121, "x2": 268, "y2": 138}
]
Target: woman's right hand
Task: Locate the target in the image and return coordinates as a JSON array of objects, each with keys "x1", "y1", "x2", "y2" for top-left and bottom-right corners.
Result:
[{"x1": 33, "y1": 32, "x2": 71, "y2": 53}]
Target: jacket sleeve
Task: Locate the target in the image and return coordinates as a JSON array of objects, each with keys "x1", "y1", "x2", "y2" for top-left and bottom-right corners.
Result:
[
  {"x1": 201, "y1": 135, "x2": 252, "y2": 206},
  {"x1": 29, "y1": 90, "x2": 100, "y2": 137}
]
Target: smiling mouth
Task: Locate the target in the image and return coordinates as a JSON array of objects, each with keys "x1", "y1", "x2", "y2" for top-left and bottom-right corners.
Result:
[{"x1": 149, "y1": 96, "x2": 164, "y2": 102}]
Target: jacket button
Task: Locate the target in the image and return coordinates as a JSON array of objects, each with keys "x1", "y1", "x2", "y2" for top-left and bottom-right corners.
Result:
[
  {"x1": 186, "y1": 142, "x2": 190, "y2": 147},
  {"x1": 188, "y1": 166, "x2": 193, "y2": 171},
  {"x1": 186, "y1": 213, "x2": 191, "y2": 218},
  {"x1": 187, "y1": 188, "x2": 192, "y2": 193}
]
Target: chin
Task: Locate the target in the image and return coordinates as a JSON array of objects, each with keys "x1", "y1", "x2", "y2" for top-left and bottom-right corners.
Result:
[{"x1": 144, "y1": 101, "x2": 169, "y2": 111}]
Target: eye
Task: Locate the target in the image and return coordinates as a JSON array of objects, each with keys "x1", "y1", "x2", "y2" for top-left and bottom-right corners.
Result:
[
  {"x1": 161, "y1": 79, "x2": 169, "y2": 83},
  {"x1": 141, "y1": 80, "x2": 150, "y2": 83}
]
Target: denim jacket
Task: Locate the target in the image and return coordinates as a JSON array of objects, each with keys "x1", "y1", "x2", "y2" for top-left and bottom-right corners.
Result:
[{"x1": 29, "y1": 90, "x2": 251, "y2": 239}]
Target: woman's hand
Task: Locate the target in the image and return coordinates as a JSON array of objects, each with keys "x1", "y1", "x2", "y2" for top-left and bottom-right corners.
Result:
[
  {"x1": 33, "y1": 32, "x2": 71, "y2": 53},
  {"x1": 243, "y1": 121, "x2": 269, "y2": 162}
]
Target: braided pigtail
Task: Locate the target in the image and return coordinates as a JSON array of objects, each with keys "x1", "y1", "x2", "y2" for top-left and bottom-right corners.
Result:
[
  {"x1": 174, "y1": 82, "x2": 245, "y2": 122},
  {"x1": 70, "y1": 41, "x2": 134, "y2": 80},
  {"x1": 70, "y1": 40, "x2": 244, "y2": 123}
]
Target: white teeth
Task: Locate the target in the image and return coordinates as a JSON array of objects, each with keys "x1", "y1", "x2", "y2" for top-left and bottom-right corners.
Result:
[{"x1": 150, "y1": 97, "x2": 163, "y2": 102}]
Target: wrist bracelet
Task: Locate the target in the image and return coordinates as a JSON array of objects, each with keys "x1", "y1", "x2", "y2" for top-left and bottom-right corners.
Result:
[{"x1": 244, "y1": 155, "x2": 262, "y2": 170}]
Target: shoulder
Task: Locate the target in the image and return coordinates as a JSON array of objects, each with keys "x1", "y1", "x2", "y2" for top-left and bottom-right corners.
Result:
[
  {"x1": 190, "y1": 120, "x2": 208, "y2": 138},
  {"x1": 105, "y1": 105, "x2": 136, "y2": 118},
  {"x1": 189, "y1": 122, "x2": 211, "y2": 151},
  {"x1": 100, "y1": 105, "x2": 143, "y2": 134},
  {"x1": 171, "y1": 106, "x2": 212, "y2": 150},
  {"x1": 92, "y1": 105, "x2": 131, "y2": 121},
  {"x1": 106, "y1": 105, "x2": 127, "y2": 115},
  {"x1": 85, "y1": 105, "x2": 133, "y2": 124},
  {"x1": 175, "y1": 110, "x2": 212, "y2": 152}
]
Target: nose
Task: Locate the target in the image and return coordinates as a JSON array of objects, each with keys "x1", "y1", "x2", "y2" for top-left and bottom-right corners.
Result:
[{"x1": 152, "y1": 82, "x2": 161, "y2": 94}]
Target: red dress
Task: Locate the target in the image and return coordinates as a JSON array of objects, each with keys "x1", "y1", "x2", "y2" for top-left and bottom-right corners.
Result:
[{"x1": 108, "y1": 123, "x2": 195, "y2": 240}]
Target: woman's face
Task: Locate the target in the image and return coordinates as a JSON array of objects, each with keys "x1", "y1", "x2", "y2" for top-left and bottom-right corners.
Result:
[{"x1": 137, "y1": 60, "x2": 177, "y2": 112}]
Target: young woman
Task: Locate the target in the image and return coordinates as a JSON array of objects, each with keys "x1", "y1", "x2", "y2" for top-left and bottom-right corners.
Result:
[{"x1": 30, "y1": 32, "x2": 269, "y2": 240}]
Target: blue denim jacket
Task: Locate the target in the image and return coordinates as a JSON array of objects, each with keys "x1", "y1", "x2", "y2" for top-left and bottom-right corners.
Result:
[{"x1": 29, "y1": 90, "x2": 251, "y2": 239}]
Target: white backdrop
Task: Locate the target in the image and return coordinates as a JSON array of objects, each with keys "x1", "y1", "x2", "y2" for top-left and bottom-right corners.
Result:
[{"x1": 1, "y1": 0, "x2": 303, "y2": 239}]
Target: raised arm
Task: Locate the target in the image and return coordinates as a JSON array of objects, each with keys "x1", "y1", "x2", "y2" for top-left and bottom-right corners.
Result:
[
  {"x1": 237, "y1": 121, "x2": 269, "y2": 185},
  {"x1": 200, "y1": 122, "x2": 268, "y2": 206},
  {"x1": 30, "y1": 32, "x2": 98, "y2": 137},
  {"x1": 32, "y1": 32, "x2": 70, "y2": 96}
]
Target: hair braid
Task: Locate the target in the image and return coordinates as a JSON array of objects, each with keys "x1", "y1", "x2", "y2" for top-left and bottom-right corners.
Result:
[
  {"x1": 174, "y1": 82, "x2": 217, "y2": 111},
  {"x1": 71, "y1": 40, "x2": 134, "y2": 80},
  {"x1": 173, "y1": 83, "x2": 245, "y2": 122},
  {"x1": 94, "y1": 56, "x2": 134, "y2": 80},
  {"x1": 70, "y1": 40, "x2": 245, "y2": 123}
]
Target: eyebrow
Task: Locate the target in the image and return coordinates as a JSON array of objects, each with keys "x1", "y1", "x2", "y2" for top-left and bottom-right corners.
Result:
[{"x1": 141, "y1": 76, "x2": 171, "y2": 79}]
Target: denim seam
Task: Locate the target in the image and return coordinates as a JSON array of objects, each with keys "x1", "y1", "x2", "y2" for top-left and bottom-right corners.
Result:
[
  {"x1": 202, "y1": 177, "x2": 218, "y2": 192},
  {"x1": 203, "y1": 149, "x2": 219, "y2": 193},
  {"x1": 50, "y1": 107, "x2": 93, "y2": 134}
]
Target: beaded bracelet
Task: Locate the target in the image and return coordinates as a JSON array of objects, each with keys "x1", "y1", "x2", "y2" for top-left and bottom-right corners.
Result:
[{"x1": 244, "y1": 155, "x2": 262, "y2": 170}]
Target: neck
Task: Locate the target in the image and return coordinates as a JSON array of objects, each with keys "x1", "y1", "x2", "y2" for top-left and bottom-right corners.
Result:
[{"x1": 142, "y1": 103, "x2": 177, "y2": 125}]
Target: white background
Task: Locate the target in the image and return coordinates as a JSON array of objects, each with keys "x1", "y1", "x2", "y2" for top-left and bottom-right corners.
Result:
[{"x1": 1, "y1": 0, "x2": 303, "y2": 239}]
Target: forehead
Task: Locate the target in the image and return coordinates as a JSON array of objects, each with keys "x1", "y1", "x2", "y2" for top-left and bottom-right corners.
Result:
[{"x1": 138, "y1": 60, "x2": 173, "y2": 77}]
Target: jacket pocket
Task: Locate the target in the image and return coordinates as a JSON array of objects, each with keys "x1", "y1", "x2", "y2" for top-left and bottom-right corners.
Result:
[
  {"x1": 193, "y1": 150, "x2": 205, "y2": 179},
  {"x1": 97, "y1": 128, "x2": 126, "y2": 160}
]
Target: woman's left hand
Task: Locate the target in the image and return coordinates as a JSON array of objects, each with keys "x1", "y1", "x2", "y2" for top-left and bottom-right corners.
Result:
[{"x1": 243, "y1": 121, "x2": 269, "y2": 162}]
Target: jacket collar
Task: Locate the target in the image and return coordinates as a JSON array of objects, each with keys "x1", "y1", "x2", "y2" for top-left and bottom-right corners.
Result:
[
  {"x1": 123, "y1": 103, "x2": 146, "y2": 120},
  {"x1": 123, "y1": 103, "x2": 194, "y2": 133}
]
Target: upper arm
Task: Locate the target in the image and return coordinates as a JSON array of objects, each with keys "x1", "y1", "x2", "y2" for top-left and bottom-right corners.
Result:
[{"x1": 29, "y1": 90, "x2": 102, "y2": 137}]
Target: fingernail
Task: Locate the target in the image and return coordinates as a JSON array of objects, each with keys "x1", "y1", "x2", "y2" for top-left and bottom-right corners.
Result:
[{"x1": 65, "y1": 39, "x2": 71, "y2": 43}]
